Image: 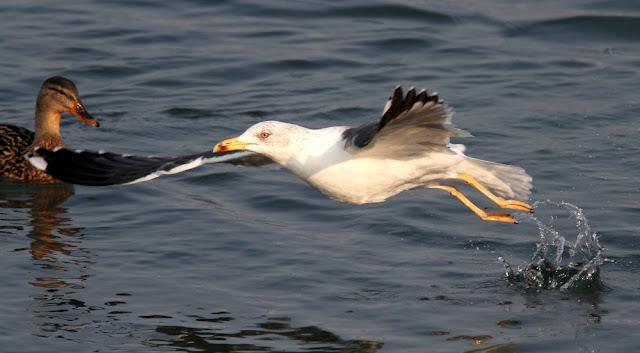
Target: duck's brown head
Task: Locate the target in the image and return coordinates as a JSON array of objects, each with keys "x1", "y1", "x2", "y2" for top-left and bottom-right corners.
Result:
[{"x1": 37, "y1": 76, "x2": 99, "y2": 128}]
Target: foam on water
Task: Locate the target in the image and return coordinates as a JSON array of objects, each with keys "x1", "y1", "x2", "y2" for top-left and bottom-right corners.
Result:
[{"x1": 500, "y1": 201, "x2": 604, "y2": 291}]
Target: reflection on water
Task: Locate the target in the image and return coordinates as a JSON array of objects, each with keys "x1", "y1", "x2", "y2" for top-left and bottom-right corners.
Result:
[
  {"x1": 0, "y1": 182, "x2": 93, "y2": 334},
  {"x1": 145, "y1": 314, "x2": 382, "y2": 353},
  {"x1": 462, "y1": 343, "x2": 518, "y2": 353},
  {"x1": 0, "y1": 182, "x2": 383, "y2": 351}
]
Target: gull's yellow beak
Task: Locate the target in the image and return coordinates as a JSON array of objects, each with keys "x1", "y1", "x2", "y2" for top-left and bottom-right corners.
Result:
[{"x1": 213, "y1": 137, "x2": 250, "y2": 152}]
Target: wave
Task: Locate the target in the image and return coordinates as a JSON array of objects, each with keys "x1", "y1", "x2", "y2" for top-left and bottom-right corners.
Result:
[
  {"x1": 504, "y1": 15, "x2": 640, "y2": 43},
  {"x1": 234, "y1": 2, "x2": 454, "y2": 23}
]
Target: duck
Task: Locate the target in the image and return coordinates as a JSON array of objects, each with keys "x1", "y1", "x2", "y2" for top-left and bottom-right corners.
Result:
[{"x1": 0, "y1": 76, "x2": 99, "y2": 183}]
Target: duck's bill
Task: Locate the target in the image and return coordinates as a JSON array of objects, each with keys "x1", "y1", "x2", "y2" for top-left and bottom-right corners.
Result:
[
  {"x1": 71, "y1": 101, "x2": 100, "y2": 128},
  {"x1": 213, "y1": 137, "x2": 250, "y2": 152}
]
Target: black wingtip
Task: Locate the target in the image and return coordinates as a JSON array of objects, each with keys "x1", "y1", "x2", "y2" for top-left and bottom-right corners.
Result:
[
  {"x1": 392, "y1": 86, "x2": 404, "y2": 104},
  {"x1": 403, "y1": 87, "x2": 417, "y2": 111},
  {"x1": 379, "y1": 85, "x2": 444, "y2": 130},
  {"x1": 342, "y1": 85, "x2": 452, "y2": 150},
  {"x1": 416, "y1": 89, "x2": 428, "y2": 104}
]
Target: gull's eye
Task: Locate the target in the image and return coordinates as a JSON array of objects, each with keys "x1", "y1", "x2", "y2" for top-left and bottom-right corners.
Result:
[{"x1": 259, "y1": 131, "x2": 271, "y2": 140}]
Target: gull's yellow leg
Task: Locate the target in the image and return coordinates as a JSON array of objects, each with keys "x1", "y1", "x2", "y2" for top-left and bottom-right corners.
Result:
[
  {"x1": 430, "y1": 184, "x2": 517, "y2": 224},
  {"x1": 457, "y1": 174, "x2": 533, "y2": 213}
]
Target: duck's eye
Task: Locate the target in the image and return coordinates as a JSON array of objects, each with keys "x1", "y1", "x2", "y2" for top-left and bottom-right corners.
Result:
[{"x1": 259, "y1": 131, "x2": 271, "y2": 140}]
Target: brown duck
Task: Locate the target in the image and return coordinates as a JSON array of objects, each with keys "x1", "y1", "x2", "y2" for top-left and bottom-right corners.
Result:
[{"x1": 0, "y1": 76, "x2": 99, "y2": 182}]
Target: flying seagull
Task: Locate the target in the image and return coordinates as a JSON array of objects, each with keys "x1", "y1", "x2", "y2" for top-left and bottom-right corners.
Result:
[
  {"x1": 213, "y1": 86, "x2": 533, "y2": 223},
  {"x1": 29, "y1": 86, "x2": 532, "y2": 223}
]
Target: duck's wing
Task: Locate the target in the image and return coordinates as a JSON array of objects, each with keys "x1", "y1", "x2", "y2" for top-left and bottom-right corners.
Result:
[
  {"x1": 341, "y1": 86, "x2": 471, "y2": 158},
  {"x1": 0, "y1": 124, "x2": 35, "y2": 179},
  {"x1": 0, "y1": 124, "x2": 34, "y2": 152},
  {"x1": 28, "y1": 147, "x2": 272, "y2": 186}
]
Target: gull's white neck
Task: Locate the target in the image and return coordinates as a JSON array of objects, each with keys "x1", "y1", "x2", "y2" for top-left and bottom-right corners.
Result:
[{"x1": 280, "y1": 126, "x2": 350, "y2": 179}]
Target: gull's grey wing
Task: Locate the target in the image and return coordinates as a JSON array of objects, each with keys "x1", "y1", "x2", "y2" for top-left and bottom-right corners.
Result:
[
  {"x1": 28, "y1": 147, "x2": 271, "y2": 186},
  {"x1": 342, "y1": 86, "x2": 470, "y2": 154}
]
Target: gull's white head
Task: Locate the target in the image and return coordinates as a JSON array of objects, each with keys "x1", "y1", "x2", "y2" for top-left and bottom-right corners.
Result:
[{"x1": 214, "y1": 121, "x2": 306, "y2": 164}]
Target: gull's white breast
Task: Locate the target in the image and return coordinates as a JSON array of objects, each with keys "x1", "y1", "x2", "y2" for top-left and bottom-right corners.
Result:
[{"x1": 283, "y1": 127, "x2": 463, "y2": 204}]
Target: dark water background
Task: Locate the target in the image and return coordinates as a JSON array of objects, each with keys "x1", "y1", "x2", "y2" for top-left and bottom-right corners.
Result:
[{"x1": 1, "y1": 1, "x2": 639, "y2": 352}]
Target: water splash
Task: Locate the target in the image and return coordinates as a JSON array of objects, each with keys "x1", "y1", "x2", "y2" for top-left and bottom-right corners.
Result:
[{"x1": 500, "y1": 201, "x2": 604, "y2": 291}]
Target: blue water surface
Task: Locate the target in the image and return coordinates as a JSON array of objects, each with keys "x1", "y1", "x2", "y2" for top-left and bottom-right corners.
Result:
[{"x1": 1, "y1": 1, "x2": 639, "y2": 352}]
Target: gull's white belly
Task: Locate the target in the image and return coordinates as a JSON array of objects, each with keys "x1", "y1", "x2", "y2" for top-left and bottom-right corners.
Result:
[{"x1": 303, "y1": 155, "x2": 459, "y2": 204}]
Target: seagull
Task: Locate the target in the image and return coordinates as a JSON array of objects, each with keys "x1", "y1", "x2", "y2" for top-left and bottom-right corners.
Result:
[{"x1": 214, "y1": 86, "x2": 533, "y2": 223}]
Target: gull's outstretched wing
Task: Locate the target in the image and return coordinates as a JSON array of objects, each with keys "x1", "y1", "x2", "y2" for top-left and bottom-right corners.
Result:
[
  {"x1": 28, "y1": 147, "x2": 271, "y2": 186},
  {"x1": 342, "y1": 86, "x2": 471, "y2": 157}
]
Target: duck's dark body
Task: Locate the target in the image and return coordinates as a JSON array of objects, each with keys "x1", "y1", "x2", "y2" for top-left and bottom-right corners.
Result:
[
  {"x1": 0, "y1": 124, "x2": 56, "y2": 182},
  {"x1": 0, "y1": 76, "x2": 98, "y2": 183}
]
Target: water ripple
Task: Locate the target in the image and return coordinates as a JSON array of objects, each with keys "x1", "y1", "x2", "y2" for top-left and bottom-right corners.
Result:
[
  {"x1": 235, "y1": 2, "x2": 454, "y2": 23},
  {"x1": 505, "y1": 15, "x2": 640, "y2": 43},
  {"x1": 2, "y1": 1, "x2": 639, "y2": 352}
]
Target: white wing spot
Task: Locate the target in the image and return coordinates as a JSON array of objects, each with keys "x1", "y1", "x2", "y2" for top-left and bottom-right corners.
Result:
[
  {"x1": 382, "y1": 99, "x2": 392, "y2": 114},
  {"x1": 447, "y1": 143, "x2": 466, "y2": 155},
  {"x1": 28, "y1": 156, "x2": 48, "y2": 170}
]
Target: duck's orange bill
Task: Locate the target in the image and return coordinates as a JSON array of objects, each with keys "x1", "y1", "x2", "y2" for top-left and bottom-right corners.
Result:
[{"x1": 70, "y1": 101, "x2": 100, "y2": 128}]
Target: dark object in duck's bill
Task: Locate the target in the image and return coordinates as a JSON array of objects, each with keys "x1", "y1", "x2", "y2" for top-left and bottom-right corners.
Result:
[{"x1": 29, "y1": 147, "x2": 271, "y2": 186}]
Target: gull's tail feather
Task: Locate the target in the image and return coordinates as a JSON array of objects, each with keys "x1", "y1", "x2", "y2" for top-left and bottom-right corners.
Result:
[{"x1": 460, "y1": 157, "x2": 533, "y2": 200}]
